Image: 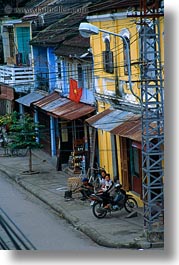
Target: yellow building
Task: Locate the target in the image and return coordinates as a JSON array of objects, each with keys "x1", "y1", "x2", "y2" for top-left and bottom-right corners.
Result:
[{"x1": 85, "y1": 1, "x2": 164, "y2": 205}]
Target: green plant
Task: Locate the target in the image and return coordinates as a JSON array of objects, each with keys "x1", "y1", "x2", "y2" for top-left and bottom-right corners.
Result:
[{"x1": 8, "y1": 113, "x2": 44, "y2": 173}]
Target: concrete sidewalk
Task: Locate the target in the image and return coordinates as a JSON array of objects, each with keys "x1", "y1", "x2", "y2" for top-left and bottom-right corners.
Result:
[{"x1": 0, "y1": 148, "x2": 163, "y2": 249}]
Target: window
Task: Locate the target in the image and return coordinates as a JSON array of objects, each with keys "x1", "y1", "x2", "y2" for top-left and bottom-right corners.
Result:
[
  {"x1": 102, "y1": 37, "x2": 114, "y2": 74},
  {"x1": 84, "y1": 64, "x2": 93, "y2": 90},
  {"x1": 131, "y1": 147, "x2": 140, "y2": 177},
  {"x1": 67, "y1": 62, "x2": 72, "y2": 81},
  {"x1": 16, "y1": 27, "x2": 30, "y2": 65},
  {"x1": 57, "y1": 62, "x2": 61, "y2": 78},
  {"x1": 77, "y1": 64, "x2": 83, "y2": 88}
]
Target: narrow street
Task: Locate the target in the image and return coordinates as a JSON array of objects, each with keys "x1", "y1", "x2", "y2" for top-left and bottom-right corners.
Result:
[{"x1": 0, "y1": 172, "x2": 106, "y2": 251}]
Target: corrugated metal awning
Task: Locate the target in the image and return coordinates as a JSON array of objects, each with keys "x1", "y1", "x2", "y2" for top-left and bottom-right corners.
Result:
[
  {"x1": 15, "y1": 91, "x2": 46, "y2": 107},
  {"x1": 40, "y1": 97, "x2": 69, "y2": 112},
  {"x1": 110, "y1": 115, "x2": 142, "y2": 142},
  {"x1": 33, "y1": 92, "x2": 60, "y2": 108},
  {"x1": 49, "y1": 101, "x2": 95, "y2": 120},
  {"x1": 86, "y1": 108, "x2": 142, "y2": 142},
  {"x1": 32, "y1": 91, "x2": 95, "y2": 120}
]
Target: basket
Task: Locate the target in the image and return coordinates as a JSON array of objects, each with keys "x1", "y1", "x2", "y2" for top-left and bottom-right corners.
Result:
[{"x1": 67, "y1": 177, "x2": 82, "y2": 191}]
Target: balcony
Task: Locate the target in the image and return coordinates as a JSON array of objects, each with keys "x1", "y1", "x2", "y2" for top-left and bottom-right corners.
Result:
[{"x1": 0, "y1": 65, "x2": 35, "y2": 93}]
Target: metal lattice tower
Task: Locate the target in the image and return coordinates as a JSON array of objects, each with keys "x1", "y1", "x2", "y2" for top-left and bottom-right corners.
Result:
[{"x1": 139, "y1": 0, "x2": 164, "y2": 241}]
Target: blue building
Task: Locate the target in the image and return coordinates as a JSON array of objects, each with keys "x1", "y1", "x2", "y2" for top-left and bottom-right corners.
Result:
[{"x1": 15, "y1": 8, "x2": 96, "y2": 172}]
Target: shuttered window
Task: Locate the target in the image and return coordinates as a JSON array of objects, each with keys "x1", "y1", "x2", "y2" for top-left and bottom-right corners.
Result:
[
  {"x1": 102, "y1": 50, "x2": 114, "y2": 74},
  {"x1": 102, "y1": 38, "x2": 114, "y2": 74},
  {"x1": 16, "y1": 27, "x2": 30, "y2": 65}
]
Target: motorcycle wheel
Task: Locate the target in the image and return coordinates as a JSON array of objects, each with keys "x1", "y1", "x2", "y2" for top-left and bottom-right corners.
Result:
[
  {"x1": 124, "y1": 197, "x2": 138, "y2": 213},
  {"x1": 92, "y1": 202, "x2": 107, "y2": 218}
]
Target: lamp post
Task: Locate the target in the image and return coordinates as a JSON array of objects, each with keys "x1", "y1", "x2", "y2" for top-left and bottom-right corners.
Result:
[{"x1": 79, "y1": 22, "x2": 134, "y2": 98}]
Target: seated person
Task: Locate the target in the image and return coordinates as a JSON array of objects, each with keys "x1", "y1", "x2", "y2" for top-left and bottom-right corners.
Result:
[
  {"x1": 101, "y1": 173, "x2": 113, "y2": 191},
  {"x1": 99, "y1": 169, "x2": 107, "y2": 187},
  {"x1": 100, "y1": 173, "x2": 114, "y2": 210},
  {"x1": 79, "y1": 177, "x2": 94, "y2": 200}
]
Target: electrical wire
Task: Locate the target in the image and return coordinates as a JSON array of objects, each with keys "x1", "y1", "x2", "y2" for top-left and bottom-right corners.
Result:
[{"x1": 0, "y1": 2, "x2": 164, "y2": 93}]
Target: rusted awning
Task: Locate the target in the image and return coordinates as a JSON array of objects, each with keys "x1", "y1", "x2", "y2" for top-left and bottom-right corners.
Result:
[
  {"x1": 49, "y1": 101, "x2": 95, "y2": 120},
  {"x1": 86, "y1": 108, "x2": 142, "y2": 142},
  {"x1": 110, "y1": 115, "x2": 142, "y2": 142},
  {"x1": 32, "y1": 91, "x2": 95, "y2": 120},
  {"x1": 33, "y1": 92, "x2": 60, "y2": 108}
]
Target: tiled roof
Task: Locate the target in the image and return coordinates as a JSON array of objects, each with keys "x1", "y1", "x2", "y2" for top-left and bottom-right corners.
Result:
[
  {"x1": 30, "y1": 12, "x2": 87, "y2": 46},
  {"x1": 54, "y1": 35, "x2": 90, "y2": 57},
  {"x1": 88, "y1": 0, "x2": 140, "y2": 14}
]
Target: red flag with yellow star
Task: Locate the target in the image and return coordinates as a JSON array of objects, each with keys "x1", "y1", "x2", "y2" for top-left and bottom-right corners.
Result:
[{"x1": 69, "y1": 78, "x2": 82, "y2": 103}]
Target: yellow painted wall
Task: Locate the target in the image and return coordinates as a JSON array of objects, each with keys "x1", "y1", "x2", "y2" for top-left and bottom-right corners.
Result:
[
  {"x1": 90, "y1": 15, "x2": 142, "y2": 178},
  {"x1": 91, "y1": 17, "x2": 141, "y2": 102},
  {"x1": 98, "y1": 130, "x2": 112, "y2": 173}
]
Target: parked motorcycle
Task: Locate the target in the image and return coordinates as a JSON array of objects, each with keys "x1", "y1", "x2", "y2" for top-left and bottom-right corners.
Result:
[{"x1": 89, "y1": 183, "x2": 138, "y2": 218}]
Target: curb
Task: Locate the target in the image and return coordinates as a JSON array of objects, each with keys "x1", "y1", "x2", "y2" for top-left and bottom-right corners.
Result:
[
  {"x1": 0, "y1": 166, "x2": 164, "y2": 249},
  {"x1": 12, "y1": 177, "x2": 140, "y2": 248}
]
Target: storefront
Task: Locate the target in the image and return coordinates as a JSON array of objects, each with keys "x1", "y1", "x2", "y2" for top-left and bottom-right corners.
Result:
[
  {"x1": 32, "y1": 91, "x2": 95, "y2": 172},
  {"x1": 85, "y1": 108, "x2": 143, "y2": 197}
]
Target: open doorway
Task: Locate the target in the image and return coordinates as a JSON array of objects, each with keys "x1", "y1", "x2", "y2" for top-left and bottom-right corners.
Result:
[{"x1": 120, "y1": 137, "x2": 142, "y2": 197}]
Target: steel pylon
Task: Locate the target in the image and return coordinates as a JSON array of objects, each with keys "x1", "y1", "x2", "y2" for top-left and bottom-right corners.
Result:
[{"x1": 139, "y1": 0, "x2": 164, "y2": 241}]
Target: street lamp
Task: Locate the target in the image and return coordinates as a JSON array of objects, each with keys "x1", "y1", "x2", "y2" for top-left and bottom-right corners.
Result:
[{"x1": 79, "y1": 22, "x2": 139, "y2": 101}]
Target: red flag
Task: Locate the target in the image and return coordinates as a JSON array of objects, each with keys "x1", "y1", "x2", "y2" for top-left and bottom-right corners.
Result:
[{"x1": 69, "y1": 78, "x2": 82, "y2": 103}]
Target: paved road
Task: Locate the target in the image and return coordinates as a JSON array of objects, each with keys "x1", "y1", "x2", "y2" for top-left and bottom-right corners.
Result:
[{"x1": 0, "y1": 173, "x2": 107, "y2": 251}]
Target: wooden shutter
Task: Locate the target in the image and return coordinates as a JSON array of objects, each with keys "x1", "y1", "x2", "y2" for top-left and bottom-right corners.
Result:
[
  {"x1": 120, "y1": 137, "x2": 129, "y2": 191},
  {"x1": 102, "y1": 51, "x2": 114, "y2": 74}
]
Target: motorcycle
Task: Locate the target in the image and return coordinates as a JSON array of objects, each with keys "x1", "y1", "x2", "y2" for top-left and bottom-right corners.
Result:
[{"x1": 89, "y1": 183, "x2": 138, "y2": 218}]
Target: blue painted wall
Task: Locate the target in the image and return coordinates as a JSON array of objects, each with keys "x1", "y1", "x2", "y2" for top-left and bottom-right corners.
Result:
[
  {"x1": 80, "y1": 66, "x2": 95, "y2": 105},
  {"x1": 59, "y1": 58, "x2": 95, "y2": 104},
  {"x1": 47, "y1": 47, "x2": 56, "y2": 93},
  {"x1": 33, "y1": 46, "x2": 49, "y2": 91}
]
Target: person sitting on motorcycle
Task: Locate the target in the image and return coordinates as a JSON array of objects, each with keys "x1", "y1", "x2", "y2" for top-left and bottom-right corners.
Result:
[
  {"x1": 79, "y1": 177, "x2": 94, "y2": 201},
  {"x1": 101, "y1": 173, "x2": 113, "y2": 191},
  {"x1": 100, "y1": 174, "x2": 114, "y2": 210},
  {"x1": 99, "y1": 169, "x2": 107, "y2": 187}
]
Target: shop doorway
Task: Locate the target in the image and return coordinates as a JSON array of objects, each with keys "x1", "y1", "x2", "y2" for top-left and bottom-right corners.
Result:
[
  {"x1": 120, "y1": 137, "x2": 142, "y2": 197},
  {"x1": 57, "y1": 119, "x2": 86, "y2": 167}
]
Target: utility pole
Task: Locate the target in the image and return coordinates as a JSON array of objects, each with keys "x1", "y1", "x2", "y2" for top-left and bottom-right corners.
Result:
[{"x1": 139, "y1": 0, "x2": 164, "y2": 241}]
